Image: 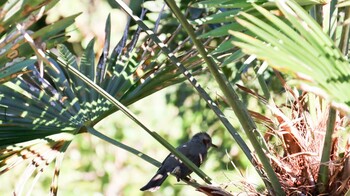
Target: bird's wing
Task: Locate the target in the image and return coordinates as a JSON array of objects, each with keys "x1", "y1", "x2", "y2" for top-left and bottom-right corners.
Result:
[{"x1": 177, "y1": 142, "x2": 205, "y2": 166}]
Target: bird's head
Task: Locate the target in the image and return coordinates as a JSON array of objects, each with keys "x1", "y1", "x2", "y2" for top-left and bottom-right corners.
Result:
[{"x1": 192, "y1": 132, "x2": 218, "y2": 150}]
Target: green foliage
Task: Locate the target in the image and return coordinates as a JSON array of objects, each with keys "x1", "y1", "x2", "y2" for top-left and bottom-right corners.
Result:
[
  {"x1": 231, "y1": 1, "x2": 350, "y2": 113},
  {"x1": 0, "y1": 0, "x2": 76, "y2": 84},
  {"x1": 190, "y1": 0, "x2": 350, "y2": 114}
]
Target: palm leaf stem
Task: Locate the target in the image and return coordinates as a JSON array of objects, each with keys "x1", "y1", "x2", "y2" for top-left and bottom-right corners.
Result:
[
  {"x1": 317, "y1": 108, "x2": 336, "y2": 193},
  {"x1": 87, "y1": 127, "x2": 160, "y2": 167},
  {"x1": 254, "y1": 61, "x2": 271, "y2": 100},
  {"x1": 339, "y1": 6, "x2": 350, "y2": 53}
]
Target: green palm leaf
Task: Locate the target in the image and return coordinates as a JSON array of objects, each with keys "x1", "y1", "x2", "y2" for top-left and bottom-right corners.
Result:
[
  {"x1": 191, "y1": 0, "x2": 325, "y2": 57},
  {"x1": 191, "y1": 0, "x2": 350, "y2": 113},
  {"x1": 0, "y1": 0, "x2": 77, "y2": 84},
  {"x1": 230, "y1": 1, "x2": 350, "y2": 114}
]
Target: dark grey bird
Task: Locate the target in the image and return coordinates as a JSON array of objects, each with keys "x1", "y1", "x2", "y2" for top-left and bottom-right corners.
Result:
[{"x1": 140, "y1": 132, "x2": 217, "y2": 192}]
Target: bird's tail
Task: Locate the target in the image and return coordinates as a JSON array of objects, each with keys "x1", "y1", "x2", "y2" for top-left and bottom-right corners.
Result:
[{"x1": 140, "y1": 172, "x2": 168, "y2": 192}]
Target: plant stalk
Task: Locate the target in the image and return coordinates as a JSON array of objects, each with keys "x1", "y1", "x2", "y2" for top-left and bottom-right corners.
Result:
[
  {"x1": 254, "y1": 62, "x2": 271, "y2": 100},
  {"x1": 339, "y1": 6, "x2": 350, "y2": 53},
  {"x1": 316, "y1": 108, "x2": 336, "y2": 193},
  {"x1": 87, "y1": 127, "x2": 161, "y2": 167}
]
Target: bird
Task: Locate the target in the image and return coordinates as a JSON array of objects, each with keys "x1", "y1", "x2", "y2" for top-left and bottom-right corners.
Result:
[{"x1": 140, "y1": 132, "x2": 217, "y2": 192}]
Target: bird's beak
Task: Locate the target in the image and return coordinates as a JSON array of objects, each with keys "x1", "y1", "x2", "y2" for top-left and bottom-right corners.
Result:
[{"x1": 211, "y1": 143, "x2": 218, "y2": 148}]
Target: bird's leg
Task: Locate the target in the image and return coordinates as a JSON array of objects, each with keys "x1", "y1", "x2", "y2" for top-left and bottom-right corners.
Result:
[
  {"x1": 177, "y1": 175, "x2": 196, "y2": 183},
  {"x1": 181, "y1": 176, "x2": 196, "y2": 183},
  {"x1": 171, "y1": 166, "x2": 182, "y2": 182}
]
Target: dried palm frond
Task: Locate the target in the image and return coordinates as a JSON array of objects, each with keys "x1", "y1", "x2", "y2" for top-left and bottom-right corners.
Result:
[{"x1": 239, "y1": 78, "x2": 349, "y2": 195}]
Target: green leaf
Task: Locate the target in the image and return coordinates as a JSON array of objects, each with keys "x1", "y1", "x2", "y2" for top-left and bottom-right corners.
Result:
[
  {"x1": 31, "y1": 13, "x2": 80, "y2": 41},
  {"x1": 0, "y1": 2, "x2": 77, "y2": 82},
  {"x1": 199, "y1": 23, "x2": 244, "y2": 38},
  {"x1": 192, "y1": 9, "x2": 240, "y2": 25},
  {"x1": 192, "y1": 0, "x2": 264, "y2": 9},
  {"x1": 0, "y1": 59, "x2": 35, "y2": 84}
]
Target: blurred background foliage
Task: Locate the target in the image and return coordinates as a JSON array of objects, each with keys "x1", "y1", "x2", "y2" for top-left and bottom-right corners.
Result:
[{"x1": 0, "y1": 0, "x2": 266, "y2": 195}]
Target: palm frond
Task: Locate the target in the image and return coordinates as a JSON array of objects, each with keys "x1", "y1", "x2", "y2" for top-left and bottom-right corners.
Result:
[
  {"x1": 0, "y1": 0, "x2": 76, "y2": 83},
  {"x1": 230, "y1": 0, "x2": 350, "y2": 114}
]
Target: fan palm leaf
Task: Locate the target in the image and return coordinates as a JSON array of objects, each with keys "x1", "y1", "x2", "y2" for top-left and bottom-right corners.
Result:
[
  {"x1": 230, "y1": 0, "x2": 350, "y2": 113},
  {"x1": 191, "y1": 0, "x2": 350, "y2": 113}
]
